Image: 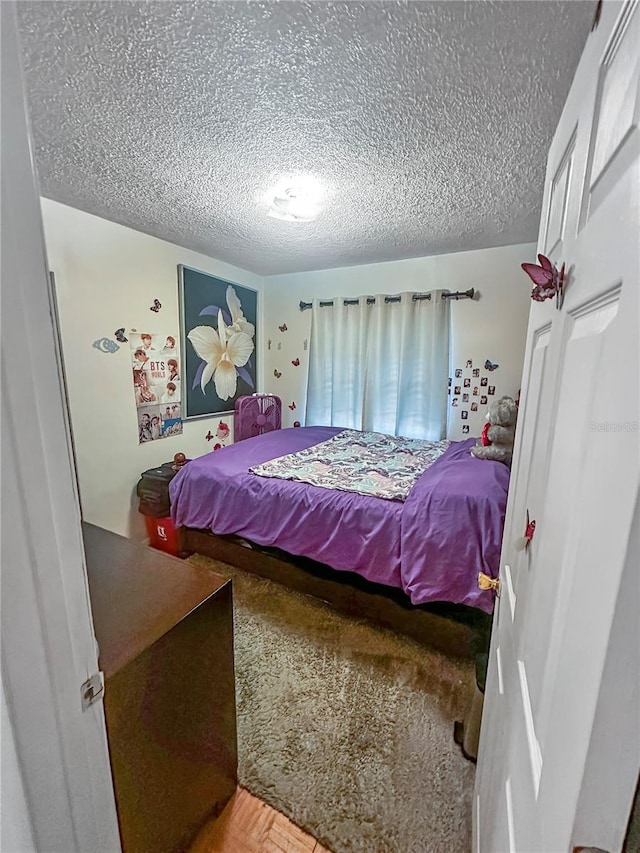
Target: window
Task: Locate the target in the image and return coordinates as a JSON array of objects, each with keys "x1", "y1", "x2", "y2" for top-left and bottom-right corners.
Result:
[{"x1": 306, "y1": 291, "x2": 450, "y2": 440}]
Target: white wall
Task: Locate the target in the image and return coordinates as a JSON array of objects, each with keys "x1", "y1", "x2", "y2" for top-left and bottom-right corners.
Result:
[
  {"x1": 263, "y1": 243, "x2": 535, "y2": 439},
  {"x1": 42, "y1": 199, "x2": 263, "y2": 539}
]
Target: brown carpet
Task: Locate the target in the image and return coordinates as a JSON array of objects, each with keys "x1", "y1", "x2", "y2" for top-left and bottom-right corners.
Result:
[{"x1": 190, "y1": 555, "x2": 476, "y2": 853}]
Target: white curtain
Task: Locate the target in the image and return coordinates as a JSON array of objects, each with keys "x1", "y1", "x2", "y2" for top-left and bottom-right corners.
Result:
[{"x1": 306, "y1": 290, "x2": 450, "y2": 440}]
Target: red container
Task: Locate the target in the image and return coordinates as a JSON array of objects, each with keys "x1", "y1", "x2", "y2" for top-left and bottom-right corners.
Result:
[{"x1": 143, "y1": 515, "x2": 179, "y2": 556}]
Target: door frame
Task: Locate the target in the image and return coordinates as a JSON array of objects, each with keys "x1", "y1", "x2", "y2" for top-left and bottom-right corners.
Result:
[{"x1": 1, "y1": 4, "x2": 121, "y2": 850}]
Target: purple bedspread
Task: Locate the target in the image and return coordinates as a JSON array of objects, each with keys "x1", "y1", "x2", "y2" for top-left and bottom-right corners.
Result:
[{"x1": 170, "y1": 427, "x2": 509, "y2": 613}]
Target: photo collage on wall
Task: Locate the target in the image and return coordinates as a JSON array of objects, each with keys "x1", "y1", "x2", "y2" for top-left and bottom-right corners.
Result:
[
  {"x1": 448, "y1": 358, "x2": 498, "y2": 435},
  {"x1": 131, "y1": 331, "x2": 183, "y2": 443}
]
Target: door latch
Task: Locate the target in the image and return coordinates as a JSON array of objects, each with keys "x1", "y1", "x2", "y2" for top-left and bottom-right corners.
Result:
[{"x1": 81, "y1": 672, "x2": 104, "y2": 710}]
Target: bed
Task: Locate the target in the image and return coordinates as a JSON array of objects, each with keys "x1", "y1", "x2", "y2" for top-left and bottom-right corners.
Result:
[{"x1": 170, "y1": 426, "x2": 509, "y2": 620}]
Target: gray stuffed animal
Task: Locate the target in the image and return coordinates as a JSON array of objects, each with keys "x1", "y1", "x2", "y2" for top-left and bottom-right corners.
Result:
[{"x1": 471, "y1": 396, "x2": 518, "y2": 467}]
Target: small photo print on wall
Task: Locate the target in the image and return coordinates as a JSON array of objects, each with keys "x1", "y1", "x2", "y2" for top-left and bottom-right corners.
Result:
[
  {"x1": 471, "y1": 402, "x2": 478, "y2": 412},
  {"x1": 461, "y1": 410, "x2": 468, "y2": 420},
  {"x1": 466, "y1": 359, "x2": 472, "y2": 368},
  {"x1": 455, "y1": 369, "x2": 462, "y2": 378},
  {"x1": 161, "y1": 402, "x2": 182, "y2": 421},
  {"x1": 162, "y1": 416, "x2": 183, "y2": 437},
  {"x1": 452, "y1": 398, "x2": 459, "y2": 407},
  {"x1": 137, "y1": 406, "x2": 163, "y2": 443},
  {"x1": 454, "y1": 386, "x2": 461, "y2": 395},
  {"x1": 131, "y1": 331, "x2": 183, "y2": 443},
  {"x1": 462, "y1": 424, "x2": 470, "y2": 434},
  {"x1": 488, "y1": 385, "x2": 496, "y2": 395},
  {"x1": 481, "y1": 395, "x2": 488, "y2": 405},
  {"x1": 131, "y1": 332, "x2": 178, "y2": 358},
  {"x1": 463, "y1": 393, "x2": 469, "y2": 403},
  {"x1": 464, "y1": 378, "x2": 471, "y2": 388},
  {"x1": 133, "y1": 370, "x2": 156, "y2": 406},
  {"x1": 473, "y1": 368, "x2": 480, "y2": 377},
  {"x1": 480, "y1": 377, "x2": 488, "y2": 387},
  {"x1": 473, "y1": 386, "x2": 479, "y2": 395}
]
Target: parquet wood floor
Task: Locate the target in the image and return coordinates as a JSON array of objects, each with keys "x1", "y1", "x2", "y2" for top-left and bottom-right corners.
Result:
[{"x1": 191, "y1": 787, "x2": 333, "y2": 853}]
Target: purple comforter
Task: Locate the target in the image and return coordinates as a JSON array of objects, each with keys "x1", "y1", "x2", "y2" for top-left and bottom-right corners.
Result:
[{"x1": 170, "y1": 427, "x2": 509, "y2": 613}]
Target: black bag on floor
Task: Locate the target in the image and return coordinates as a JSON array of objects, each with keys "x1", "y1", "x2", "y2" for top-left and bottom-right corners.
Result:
[{"x1": 136, "y1": 462, "x2": 177, "y2": 518}]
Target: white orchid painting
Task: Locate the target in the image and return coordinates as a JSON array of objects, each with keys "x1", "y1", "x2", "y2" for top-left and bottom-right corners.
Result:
[{"x1": 179, "y1": 267, "x2": 258, "y2": 418}]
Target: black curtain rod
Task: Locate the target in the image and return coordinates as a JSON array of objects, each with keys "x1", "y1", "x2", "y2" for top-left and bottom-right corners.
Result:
[{"x1": 298, "y1": 288, "x2": 474, "y2": 311}]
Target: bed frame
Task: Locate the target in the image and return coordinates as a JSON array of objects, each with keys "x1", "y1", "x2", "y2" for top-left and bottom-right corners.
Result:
[{"x1": 178, "y1": 526, "x2": 491, "y2": 661}]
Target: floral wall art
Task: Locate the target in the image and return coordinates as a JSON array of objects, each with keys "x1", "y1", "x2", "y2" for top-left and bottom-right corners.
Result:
[{"x1": 178, "y1": 265, "x2": 258, "y2": 419}]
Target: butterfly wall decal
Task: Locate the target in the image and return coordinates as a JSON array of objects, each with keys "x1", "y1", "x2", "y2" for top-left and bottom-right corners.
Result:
[
  {"x1": 515, "y1": 509, "x2": 537, "y2": 551},
  {"x1": 150, "y1": 299, "x2": 162, "y2": 313},
  {"x1": 278, "y1": 323, "x2": 288, "y2": 332},
  {"x1": 288, "y1": 402, "x2": 296, "y2": 410},
  {"x1": 521, "y1": 255, "x2": 565, "y2": 307},
  {"x1": 291, "y1": 358, "x2": 300, "y2": 367},
  {"x1": 205, "y1": 431, "x2": 214, "y2": 441},
  {"x1": 273, "y1": 369, "x2": 282, "y2": 378},
  {"x1": 114, "y1": 328, "x2": 128, "y2": 343},
  {"x1": 484, "y1": 359, "x2": 499, "y2": 371}
]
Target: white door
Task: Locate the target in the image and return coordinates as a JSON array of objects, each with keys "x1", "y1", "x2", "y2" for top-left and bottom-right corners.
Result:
[
  {"x1": 474, "y1": 2, "x2": 640, "y2": 852},
  {"x1": 1, "y1": 4, "x2": 121, "y2": 850}
]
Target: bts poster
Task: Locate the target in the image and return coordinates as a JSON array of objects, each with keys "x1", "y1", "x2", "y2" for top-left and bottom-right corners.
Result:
[{"x1": 130, "y1": 331, "x2": 183, "y2": 443}]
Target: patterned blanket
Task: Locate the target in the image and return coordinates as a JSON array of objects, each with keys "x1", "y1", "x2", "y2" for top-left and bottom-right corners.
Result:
[{"x1": 250, "y1": 429, "x2": 450, "y2": 501}]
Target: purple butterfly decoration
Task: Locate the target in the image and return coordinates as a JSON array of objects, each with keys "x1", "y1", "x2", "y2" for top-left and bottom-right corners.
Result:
[
  {"x1": 521, "y1": 255, "x2": 565, "y2": 308},
  {"x1": 114, "y1": 328, "x2": 128, "y2": 343},
  {"x1": 484, "y1": 359, "x2": 499, "y2": 372},
  {"x1": 150, "y1": 299, "x2": 162, "y2": 313}
]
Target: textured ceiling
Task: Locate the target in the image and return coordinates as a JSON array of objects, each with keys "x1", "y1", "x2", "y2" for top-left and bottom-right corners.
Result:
[{"x1": 18, "y1": 1, "x2": 595, "y2": 276}]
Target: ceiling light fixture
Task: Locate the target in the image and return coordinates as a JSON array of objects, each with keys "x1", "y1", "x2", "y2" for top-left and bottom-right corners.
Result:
[{"x1": 266, "y1": 176, "x2": 324, "y2": 222}]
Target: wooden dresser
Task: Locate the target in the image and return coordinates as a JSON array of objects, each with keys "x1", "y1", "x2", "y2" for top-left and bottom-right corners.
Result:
[{"x1": 82, "y1": 523, "x2": 237, "y2": 853}]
